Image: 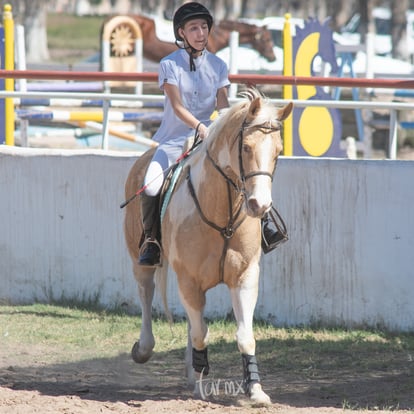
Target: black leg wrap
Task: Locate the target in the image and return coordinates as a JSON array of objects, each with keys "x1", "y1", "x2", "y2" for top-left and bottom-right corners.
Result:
[
  {"x1": 242, "y1": 354, "x2": 261, "y2": 395},
  {"x1": 192, "y1": 347, "x2": 209, "y2": 375}
]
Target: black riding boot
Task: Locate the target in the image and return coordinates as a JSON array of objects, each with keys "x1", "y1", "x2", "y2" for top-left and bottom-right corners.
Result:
[
  {"x1": 261, "y1": 211, "x2": 288, "y2": 254},
  {"x1": 138, "y1": 193, "x2": 161, "y2": 267}
]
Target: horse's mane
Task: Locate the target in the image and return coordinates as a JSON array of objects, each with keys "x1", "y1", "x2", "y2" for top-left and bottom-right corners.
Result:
[{"x1": 206, "y1": 89, "x2": 275, "y2": 146}]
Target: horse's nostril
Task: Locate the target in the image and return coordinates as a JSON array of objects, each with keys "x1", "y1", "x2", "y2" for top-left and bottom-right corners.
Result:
[
  {"x1": 247, "y1": 198, "x2": 260, "y2": 214},
  {"x1": 247, "y1": 197, "x2": 272, "y2": 217},
  {"x1": 247, "y1": 198, "x2": 265, "y2": 216}
]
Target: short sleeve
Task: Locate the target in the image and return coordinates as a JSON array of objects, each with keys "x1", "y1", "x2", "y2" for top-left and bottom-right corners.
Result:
[
  {"x1": 218, "y1": 60, "x2": 230, "y2": 90},
  {"x1": 158, "y1": 59, "x2": 179, "y2": 91}
]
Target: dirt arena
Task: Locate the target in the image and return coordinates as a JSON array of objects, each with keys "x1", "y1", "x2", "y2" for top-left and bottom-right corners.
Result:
[{"x1": 1, "y1": 331, "x2": 413, "y2": 414}]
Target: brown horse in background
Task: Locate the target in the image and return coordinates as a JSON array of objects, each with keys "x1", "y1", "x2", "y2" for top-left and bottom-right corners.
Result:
[
  {"x1": 211, "y1": 19, "x2": 275, "y2": 60},
  {"x1": 104, "y1": 14, "x2": 276, "y2": 62},
  {"x1": 123, "y1": 89, "x2": 292, "y2": 405}
]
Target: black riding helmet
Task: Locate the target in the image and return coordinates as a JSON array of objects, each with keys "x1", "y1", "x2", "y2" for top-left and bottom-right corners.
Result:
[{"x1": 173, "y1": 2, "x2": 213, "y2": 42}]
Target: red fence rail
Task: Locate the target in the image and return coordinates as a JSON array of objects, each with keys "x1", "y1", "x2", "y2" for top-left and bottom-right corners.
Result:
[{"x1": 1, "y1": 69, "x2": 414, "y2": 89}]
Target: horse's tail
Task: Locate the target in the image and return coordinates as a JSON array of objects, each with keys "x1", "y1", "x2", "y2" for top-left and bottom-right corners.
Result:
[{"x1": 155, "y1": 264, "x2": 173, "y2": 325}]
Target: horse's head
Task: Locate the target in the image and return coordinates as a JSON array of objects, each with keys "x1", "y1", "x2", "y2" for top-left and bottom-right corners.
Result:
[
  {"x1": 216, "y1": 21, "x2": 276, "y2": 62},
  {"x1": 250, "y1": 26, "x2": 276, "y2": 62},
  {"x1": 207, "y1": 90, "x2": 292, "y2": 218},
  {"x1": 132, "y1": 14, "x2": 153, "y2": 33}
]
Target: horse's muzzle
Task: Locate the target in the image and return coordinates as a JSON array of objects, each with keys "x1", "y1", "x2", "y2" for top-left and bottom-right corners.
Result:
[{"x1": 246, "y1": 197, "x2": 272, "y2": 218}]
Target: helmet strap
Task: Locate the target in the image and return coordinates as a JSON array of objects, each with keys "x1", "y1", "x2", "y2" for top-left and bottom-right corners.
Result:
[
  {"x1": 175, "y1": 38, "x2": 206, "y2": 72},
  {"x1": 189, "y1": 51, "x2": 196, "y2": 72}
]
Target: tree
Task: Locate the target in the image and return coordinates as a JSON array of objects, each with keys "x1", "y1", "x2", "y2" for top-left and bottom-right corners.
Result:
[
  {"x1": 358, "y1": 0, "x2": 370, "y2": 44},
  {"x1": 7, "y1": 0, "x2": 49, "y2": 63},
  {"x1": 327, "y1": 0, "x2": 357, "y2": 32},
  {"x1": 391, "y1": 0, "x2": 409, "y2": 60}
]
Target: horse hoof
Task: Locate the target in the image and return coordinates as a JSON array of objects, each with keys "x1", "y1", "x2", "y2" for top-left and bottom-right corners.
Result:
[
  {"x1": 249, "y1": 383, "x2": 271, "y2": 406},
  {"x1": 193, "y1": 384, "x2": 204, "y2": 400},
  {"x1": 131, "y1": 341, "x2": 153, "y2": 363}
]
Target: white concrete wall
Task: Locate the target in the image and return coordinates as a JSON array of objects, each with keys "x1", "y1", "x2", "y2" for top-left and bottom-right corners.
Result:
[{"x1": 1, "y1": 146, "x2": 413, "y2": 331}]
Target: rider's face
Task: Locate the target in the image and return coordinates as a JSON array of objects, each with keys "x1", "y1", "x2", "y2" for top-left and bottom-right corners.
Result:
[{"x1": 179, "y1": 18, "x2": 209, "y2": 52}]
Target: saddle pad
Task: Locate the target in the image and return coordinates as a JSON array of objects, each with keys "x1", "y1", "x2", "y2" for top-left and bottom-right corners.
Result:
[
  {"x1": 159, "y1": 140, "x2": 201, "y2": 223},
  {"x1": 160, "y1": 162, "x2": 184, "y2": 223}
]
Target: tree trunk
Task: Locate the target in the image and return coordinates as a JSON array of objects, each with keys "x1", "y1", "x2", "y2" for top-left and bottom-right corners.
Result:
[
  {"x1": 328, "y1": 0, "x2": 356, "y2": 31},
  {"x1": 391, "y1": 0, "x2": 408, "y2": 60},
  {"x1": 24, "y1": 1, "x2": 49, "y2": 63},
  {"x1": 7, "y1": 0, "x2": 50, "y2": 63},
  {"x1": 358, "y1": 0, "x2": 375, "y2": 44}
]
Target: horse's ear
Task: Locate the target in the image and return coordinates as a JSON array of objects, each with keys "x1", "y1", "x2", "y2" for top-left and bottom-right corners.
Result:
[
  {"x1": 277, "y1": 102, "x2": 293, "y2": 121},
  {"x1": 247, "y1": 97, "x2": 262, "y2": 120}
]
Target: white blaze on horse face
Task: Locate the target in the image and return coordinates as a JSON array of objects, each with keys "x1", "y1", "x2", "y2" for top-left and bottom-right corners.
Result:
[{"x1": 244, "y1": 134, "x2": 275, "y2": 217}]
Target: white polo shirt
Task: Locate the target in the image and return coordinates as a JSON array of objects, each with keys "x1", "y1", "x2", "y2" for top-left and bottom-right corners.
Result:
[{"x1": 152, "y1": 48, "x2": 230, "y2": 146}]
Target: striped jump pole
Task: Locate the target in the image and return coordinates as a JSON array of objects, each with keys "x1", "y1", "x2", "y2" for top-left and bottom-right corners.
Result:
[
  {"x1": 15, "y1": 109, "x2": 162, "y2": 149},
  {"x1": 14, "y1": 97, "x2": 163, "y2": 108},
  {"x1": 15, "y1": 109, "x2": 164, "y2": 123},
  {"x1": 74, "y1": 120, "x2": 158, "y2": 148}
]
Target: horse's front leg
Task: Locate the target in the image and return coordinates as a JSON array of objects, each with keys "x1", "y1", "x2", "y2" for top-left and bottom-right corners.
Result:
[
  {"x1": 131, "y1": 263, "x2": 156, "y2": 363},
  {"x1": 230, "y1": 267, "x2": 271, "y2": 406},
  {"x1": 178, "y1": 280, "x2": 209, "y2": 397}
]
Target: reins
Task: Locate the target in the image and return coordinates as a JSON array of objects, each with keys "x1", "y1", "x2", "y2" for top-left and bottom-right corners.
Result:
[
  {"x1": 186, "y1": 119, "x2": 280, "y2": 282},
  {"x1": 187, "y1": 166, "x2": 245, "y2": 283},
  {"x1": 120, "y1": 126, "x2": 202, "y2": 209}
]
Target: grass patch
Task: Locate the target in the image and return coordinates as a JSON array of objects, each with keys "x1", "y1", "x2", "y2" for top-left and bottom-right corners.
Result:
[
  {"x1": 1, "y1": 304, "x2": 137, "y2": 354},
  {"x1": 1, "y1": 303, "x2": 413, "y2": 363}
]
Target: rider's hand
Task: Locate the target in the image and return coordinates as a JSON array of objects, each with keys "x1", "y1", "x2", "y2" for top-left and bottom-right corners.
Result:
[{"x1": 197, "y1": 123, "x2": 208, "y2": 140}]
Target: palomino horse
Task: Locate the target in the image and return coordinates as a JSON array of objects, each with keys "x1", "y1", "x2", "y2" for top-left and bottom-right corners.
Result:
[
  {"x1": 123, "y1": 90, "x2": 292, "y2": 405},
  {"x1": 105, "y1": 14, "x2": 276, "y2": 62}
]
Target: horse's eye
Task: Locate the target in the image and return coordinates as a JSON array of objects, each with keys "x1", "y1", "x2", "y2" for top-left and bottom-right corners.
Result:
[{"x1": 243, "y1": 144, "x2": 251, "y2": 153}]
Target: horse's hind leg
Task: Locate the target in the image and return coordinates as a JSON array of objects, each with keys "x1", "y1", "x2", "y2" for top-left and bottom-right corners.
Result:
[
  {"x1": 131, "y1": 263, "x2": 156, "y2": 363},
  {"x1": 230, "y1": 277, "x2": 271, "y2": 406}
]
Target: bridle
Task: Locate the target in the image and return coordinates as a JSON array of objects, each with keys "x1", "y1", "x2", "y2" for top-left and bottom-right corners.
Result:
[
  {"x1": 186, "y1": 118, "x2": 281, "y2": 282},
  {"x1": 207, "y1": 120, "x2": 280, "y2": 192}
]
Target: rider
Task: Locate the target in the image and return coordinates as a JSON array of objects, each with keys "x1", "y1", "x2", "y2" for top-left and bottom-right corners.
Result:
[{"x1": 138, "y1": 2, "x2": 285, "y2": 267}]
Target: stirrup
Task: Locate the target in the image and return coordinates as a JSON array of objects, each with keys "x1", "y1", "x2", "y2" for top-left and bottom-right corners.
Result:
[
  {"x1": 138, "y1": 238, "x2": 162, "y2": 267},
  {"x1": 261, "y1": 207, "x2": 288, "y2": 254}
]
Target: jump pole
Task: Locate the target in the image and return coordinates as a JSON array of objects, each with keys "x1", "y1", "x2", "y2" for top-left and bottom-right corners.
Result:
[
  {"x1": 3, "y1": 4, "x2": 14, "y2": 146},
  {"x1": 282, "y1": 13, "x2": 293, "y2": 156},
  {"x1": 73, "y1": 120, "x2": 158, "y2": 148}
]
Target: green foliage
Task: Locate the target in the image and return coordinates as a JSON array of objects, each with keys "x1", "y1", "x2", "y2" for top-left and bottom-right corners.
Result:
[
  {"x1": 47, "y1": 13, "x2": 103, "y2": 51},
  {"x1": 2, "y1": 303, "x2": 414, "y2": 360}
]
